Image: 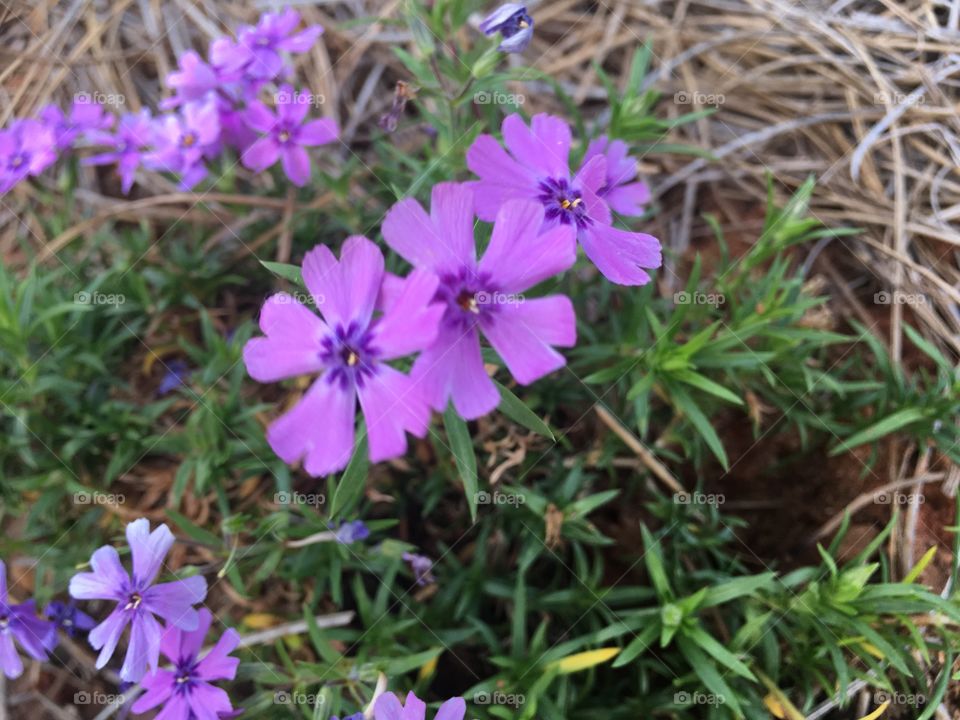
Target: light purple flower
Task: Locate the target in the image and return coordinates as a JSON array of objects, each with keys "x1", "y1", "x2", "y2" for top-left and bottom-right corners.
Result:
[
  {"x1": 374, "y1": 692, "x2": 465, "y2": 720},
  {"x1": 0, "y1": 560, "x2": 56, "y2": 679},
  {"x1": 161, "y1": 51, "x2": 223, "y2": 110},
  {"x1": 479, "y1": 4, "x2": 534, "y2": 53},
  {"x1": 83, "y1": 109, "x2": 153, "y2": 194},
  {"x1": 69, "y1": 519, "x2": 208, "y2": 682},
  {"x1": 45, "y1": 599, "x2": 96, "y2": 639},
  {"x1": 145, "y1": 101, "x2": 221, "y2": 190},
  {"x1": 0, "y1": 120, "x2": 57, "y2": 193},
  {"x1": 40, "y1": 98, "x2": 113, "y2": 150},
  {"x1": 241, "y1": 85, "x2": 337, "y2": 186},
  {"x1": 582, "y1": 135, "x2": 651, "y2": 217},
  {"x1": 131, "y1": 608, "x2": 240, "y2": 720},
  {"x1": 402, "y1": 553, "x2": 436, "y2": 587},
  {"x1": 466, "y1": 113, "x2": 662, "y2": 286},
  {"x1": 243, "y1": 236, "x2": 445, "y2": 476},
  {"x1": 335, "y1": 520, "x2": 370, "y2": 544},
  {"x1": 217, "y1": 9, "x2": 323, "y2": 80},
  {"x1": 383, "y1": 182, "x2": 577, "y2": 419}
]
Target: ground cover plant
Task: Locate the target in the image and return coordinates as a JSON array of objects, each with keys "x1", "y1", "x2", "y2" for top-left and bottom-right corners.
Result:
[{"x1": 0, "y1": 1, "x2": 959, "y2": 718}]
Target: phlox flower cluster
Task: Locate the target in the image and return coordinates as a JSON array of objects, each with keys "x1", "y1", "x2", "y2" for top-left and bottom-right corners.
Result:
[{"x1": 0, "y1": 9, "x2": 336, "y2": 195}]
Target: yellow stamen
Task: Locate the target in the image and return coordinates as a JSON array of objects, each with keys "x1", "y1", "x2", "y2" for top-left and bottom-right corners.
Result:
[
  {"x1": 346, "y1": 351, "x2": 359, "y2": 367},
  {"x1": 561, "y1": 199, "x2": 572, "y2": 210},
  {"x1": 182, "y1": 133, "x2": 196, "y2": 148}
]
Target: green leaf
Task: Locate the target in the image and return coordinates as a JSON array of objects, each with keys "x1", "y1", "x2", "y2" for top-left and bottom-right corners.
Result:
[
  {"x1": 671, "y1": 385, "x2": 730, "y2": 469},
  {"x1": 701, "y1": 573, "x2": 777, "y2": 607},
  {"x1": 329, "y1": 434, "x2": 369, "y2": 519},
  {"x1": 495, "y1": 380, "x2": 555, "y2": 440},
  {"x1": 832, "y1": 407, "x2": 928, "y2": 454},
  {"x1": 444, "y1": 403, "x2": 479, "y2": 521},
  {"x1": 259, "y1": 260, "x2": 304, "y2": 286},
  {"x1": 672, "y1": 369, "x2": 744, "y2": 406},
  {"x1": 684, "y1": 625, "x2": 756, "y2": 681},
  {"x1": 166, "y1": 509, "x2": 221, "y2": 547}
]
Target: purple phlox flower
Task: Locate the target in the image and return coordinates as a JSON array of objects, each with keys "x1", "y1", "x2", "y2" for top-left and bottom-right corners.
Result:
[
  {"x1": 161, "y1": 51, "x2": 223, "y2": 110},
  {"x1": 334, "y1": 520, "x2": 370, "y2": 545},
  {"x1": 332, "y1": 715, "x2": 364, "y2": 720},
  {"x1": 374, "y1": 692, "x2": 465, "y2": 720},
  {"x1": 220, "y1": 9, "x2": 323, "y2": 80},
  {"x1": 383, "y1": 182, "x2": 577, "y2": 420},
  {"x1": 466, "y1": 113, "x2": 662, "y2": 286},
  {"x1": 243, "y1": 236, "x2": 445, "y2": 476},
  {"x1": 0, "y1": 119, "x2": 57, "y2": 194},
  {"x1": 479, "y1": 4, "x2": 534, "y2": 53},
  {"x1": 45, "y1": 599, "x2": 96, "y2": 639},
  {"x1": 582, "y1": 135, "x2": 651, "y2": 217},
  {"x1": 157, "y1": 359, "x2": 192, "y2": 396},
  {"x1": 131, "y1": 607, "x2": 240, "y2": 720},
  {"x1": 40, "y1": 98, "x2": 114, "y2": 150},
  {"x1": 69, "y1": 518, "x2": 208, "y2": 682},
  {"x1": 145, "y1": 100, "x2": 221, "y2": 190},
  {"x1": 402, "y1": 553, "x2": 436, "y2": 587},
  {"x1": 0, "y1": 560, "x2": 56, "y2": 679},
  {"x1": 83, "y1": 109, "x2": 153, "y2": 195},
  {"x1": 240, "y1": 84, "x2": 338, "y2": 186}
]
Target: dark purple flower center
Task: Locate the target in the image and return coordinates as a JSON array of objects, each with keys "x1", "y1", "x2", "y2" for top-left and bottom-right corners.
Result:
[
  {"x1": 437, "y1": 268, "x2": 498, "y2": 330},
  {"x1": 320, "y1": 321, "x2": 379, "y2": 390},
  {"x1": 173, "y1": 657, "x2": 199, "y2": 694},
  {"x1": 497, "y1": 8, "x2": 533, "y2": 38},
  {"x1": 0, "y1": 615, "x2": 9, "y2": 630},
  {"x1": 8, "y1": 153, "x2": 26, "y2": 170},
  {"x1": 277, "y1": 129, "x2": 292, "y2": 143},
  {"x1": 123, "y1": 592, "x2": 144, "y2": 612},
  {"x1": 539, "y1": 177, "x2": 590, "y2": 229}
]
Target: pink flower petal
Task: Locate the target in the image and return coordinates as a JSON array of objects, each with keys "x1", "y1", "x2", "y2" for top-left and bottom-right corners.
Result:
[
  {"x1": 358, "y1": 365, "x2": 431, "y2": 463},
  {"x1": 411, "y1": 324, "x2": 499, "y2": 419},
  {"x1": 579, "y1": 223, "x2": 661, "y2": 286},
  {"x1": 372, "y1": 268, "x2": 444, "y2": 360},
  {"x1": 243, "y1": 293, "x2": 327, "y2": 382},
  {"x1": 267, "y1": 376, "x2": 356, "y2": 476},
  {"x1": 480, "y1": 296, "x2": 575, "y2": 384},
  {"x1": 478, "y1": 201, "x2": 577, "y2": 292}
]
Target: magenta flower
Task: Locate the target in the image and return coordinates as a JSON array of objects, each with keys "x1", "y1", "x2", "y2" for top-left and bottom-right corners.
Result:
[
  {"x1": 243, "y1": 236, "x2": 445, "y2": 476},
  {"x1": 145, "y1": 101, "x2": 221, "y2": 190},
  {"x1": 479, "y1": 4, "x2": 534, "y2": 53},
  {"x1": 0, "y1": 560, "x2": 56, "y2": 679},
  {"x1": 83, "y1": 109, "x2": 153, "y2": 194},
  {"x1": 374, "y1": 692, "x2": 465, "y2": 720},
  {"x1": 241, "y1": 85, "x2": 337, "y2": 186},
  {"x1": 131, "y1": 608, "x2": 240, "y2": 720},
  {"x1": 69, "y1": 519, "x2": 208, "y2": 682},
  {"x1": 217, "y1": 9, "x2": 322, "y2": 80},
  {"x1": 582, "y1": 135, "x2": 651, "y2": 217},
  {"x1": 467, "y1": 113, "x2": 661, "y2": 286},
  {"x1": 40, "y1": 98, "x2": 113, "y2": 150},
  {"x1": 161, "y1": 50, "x2": 223, "y2": 110},
  {"x1": 383, "y1": 182, "x2": 577, "y2": 419},
  {"x1": 0, "y1": 120, "x2": 57, "y2": 193}
]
